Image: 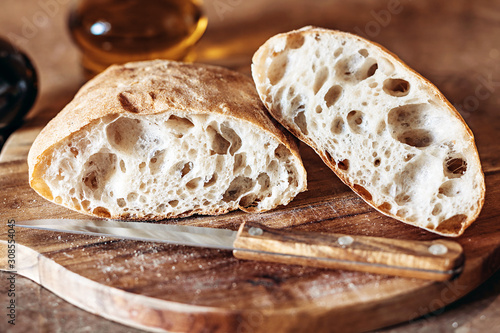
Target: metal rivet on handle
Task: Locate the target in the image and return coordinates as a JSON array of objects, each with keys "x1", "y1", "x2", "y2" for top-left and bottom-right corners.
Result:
[
  {"x1": 428, "y1": 244, "x2": 448, "y2": 255},
  {"x1": 338, "y1": 236, "x2": 354, "y2": 246},
  {"x1": 248, "y1": 227, "x2": 263, "y2": 236}
]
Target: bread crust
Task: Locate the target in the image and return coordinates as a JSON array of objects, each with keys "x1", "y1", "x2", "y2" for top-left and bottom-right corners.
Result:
[
  {"x1": 252, "y1": 26, "x2": 485, "y2": 237},
  {"x1": 28, "y1": 60, "x2": 307, "y2": 219}
]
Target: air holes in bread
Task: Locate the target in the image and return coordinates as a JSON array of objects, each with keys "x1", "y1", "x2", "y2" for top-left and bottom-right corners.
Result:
[
  {"x1": 331, "y1": 117, "x2": 345, "y2": 134},
  {"x1": 388, "y1": 104, "x2": 429, "y2": 128},
  {"x1": 70, "y1": 147, "x2": 78, "y2": 157},
  {"x1": 435, "y1": 214, "x2": 467, "y2": 234},
  {"x1": 366, "y1": 63, "x2": 378, "y2": 78},
  {"x1": 208, "y1": 125, "x2": 230, "y2": 154},
  {"x1": 379, "y1": 57, "x2": 395, "y2": 75},
  {"x1": 286, "y1": 32, "x2": 305, "y2": 49},
  {"x1": 383, "y1": 78, "x2": 410, "y2": 97},
  {"x1": 432, "y1": 203, "x2": 442, "y2": 216},
  {"x1": 378, "y1": 202, "x2": 392, "y2": 213},
  {"x1": 404, "y1": 154, "x2": 415, "y2": 162},
  {"x1": 258, "y1": 173, "x2": 271, "y2": 192},
  {"x1": 233, "y1": 153, "x2": 246, "y2": 173},
  {"x1": 395, "y1": 194, "x2": 411, "y2": 205},
  {"x1": 81, "y1": 200, "x2": 90, "y2": 210},
  {"x1": 204, "y1": 174, "x2": 217, "y2": 187},
  {"x1": 396, "y1": 208, "x2": 409, "y2": 218},
  {"x1": 71, "y1": 198, "x2": 80, "y2": 209},
  {"x1": 324, "y1": 85, "x2": 342, "y2": 107},
  {"x1": 223, "y1": 176, "x2": 255, "y2": 202},
  {"x1": 275, "y1": 144, "x2": 289, "y2": 161},
  {"x1": 358, "y1": 49, "x2": 369, "y2": 57},
  {"x1": 445, "y1": 157, "x2": 467, "y2": 178},
  {"x1": 335, "y1": 56, "x2": 354, "y2": 78},
  {"x1": 244, "y1": 165, "x2": 252, "y2": 177},
  {"x1": 323, "y1": 150, "x2": 334, "y2": 165},
  {"x1": 127, "y1": 192, "x2": 138, "y2": 202},
  {"x1": 290, "y1": 94, "x2": 304, "y2": 113},
  {"x1": 119, "y1": 159, "x2": 126, "y2": 173},
  {"x1": 376, "y1": 121, "x2": 386, "y2": 135},
  {"x1": 268, "y1": 54, "x2": 288, "y2": 85},
  {"x1": 313, "y1": 67, "x2": 329, "y2": 94},
  {"x1": 347, "y1": 110, "x2": 364, "y2": 134},
  {"x1": 267, "y1": 159, "x2": 278, "y2": 173},
  {"x1": 273, "y1": 86, "x2": 285, "y2": 112},
  {"x1": 82, "y1": 153, "x2": 117, "y2": 193},
  {"x1": 294, "y1": 110, "x2": 308, "y2": 135},
  {"x1": 220, "y1": 124, "x2": 242, "y2": 155},
  {"x1": 374, "y1": 158, "x2": 381, "y2": 167},
  {"x1": 187, "y1": 149, "x2": 197, "y2": 159},
  {"x1": 165, "y1": 115, "x2": 194, "y2": 137},
  {"x1": 335, "y1": 53, "x2": 378, "y2": 81},
  {"x1": 337, "y1": 159, "x2": 349, "y2": 171},
  {"x1": 388, "y1": 104, "x2": 434, "y2": 147},
  {"x1": 181, "y1": 162, "x2": 192, "y2": 177},
  {"x1": 93, "y1": 207, "x2": 111, "y2": 218},
  {"x1": 240, "y1": 193, "x2": 258, "y2": 208},
  {"x1": 186, "y1": 177, "x2": 201, "y2": 190},
  {"x1": 398, "y1": 129, "x2": 433, "y2": 148},
  {"x1": 439, "y1": 180, "x2": 461, "y2": 197},
  {"x1": 149, "y1": 150, "x2": 165, "y2": 174},
  {"x1": 353, "y1": 184, "x2": 372, "y2": 201},
  {"x1": 106, "y1": 117, "x2": 143, "y2": 154}
]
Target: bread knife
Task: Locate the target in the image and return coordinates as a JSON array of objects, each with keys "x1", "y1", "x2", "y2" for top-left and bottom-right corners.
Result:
[{"x1": 15, "y1": 219, "x2": 464, "y2": 281}]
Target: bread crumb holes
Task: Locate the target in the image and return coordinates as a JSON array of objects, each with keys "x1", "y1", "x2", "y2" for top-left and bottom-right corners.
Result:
[
  {"x1": 383, "y1": 78, "x2": 410, "y2": 97},
  {"x1": 445, "y1": 157, "x2": 467, "y2": 178},
  {"x1": 324, "y1": 85, "x2": 343, "y2": 107}
]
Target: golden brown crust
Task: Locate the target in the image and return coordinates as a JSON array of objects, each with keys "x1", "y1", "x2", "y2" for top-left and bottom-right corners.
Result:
[
  {"x1": 28, "y1": 60, "x2": 307, "y2": 219},
  {"x1": 253, "y1": 26, "x2": 485, "y2": 237}
]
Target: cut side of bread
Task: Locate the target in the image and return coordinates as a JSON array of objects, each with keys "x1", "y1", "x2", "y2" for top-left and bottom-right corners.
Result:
[
  {"x1": 252, "y1": 27, "x2": 485, "y2": 237},
  {"x1": 28, "y1": 60, "x2": 307, "y2": 220}
]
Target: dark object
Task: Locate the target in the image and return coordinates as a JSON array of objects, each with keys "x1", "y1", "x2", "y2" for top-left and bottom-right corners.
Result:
[{"x1": 0, "y1": 38, "x2": 38, "y2": 148}]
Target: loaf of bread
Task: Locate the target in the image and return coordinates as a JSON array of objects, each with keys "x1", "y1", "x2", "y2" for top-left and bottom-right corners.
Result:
[
  {"x1": 252, "y1": 27, "x2": 485, "y2": 236},
  {"x1": 28, "y1": 60, "x2": 307, "y2": 220}
]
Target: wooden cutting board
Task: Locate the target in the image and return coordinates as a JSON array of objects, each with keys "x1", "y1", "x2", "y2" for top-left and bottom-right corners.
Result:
[
  {"x1": 1, "y1": 0, "x2": 500, "y2": 332},
  {"x1": 1, "y1": 121, "x2": 499, "y2": 333}
]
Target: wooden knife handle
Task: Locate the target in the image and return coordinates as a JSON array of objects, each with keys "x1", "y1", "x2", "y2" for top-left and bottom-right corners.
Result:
[{"x1": 233, "y1": 222, "x2": 464, "y2": 281}]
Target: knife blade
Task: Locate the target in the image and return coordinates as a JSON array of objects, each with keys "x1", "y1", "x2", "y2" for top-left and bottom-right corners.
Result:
[{"x1": 15, "y1": 219, "x2": 464, "y2": 281}]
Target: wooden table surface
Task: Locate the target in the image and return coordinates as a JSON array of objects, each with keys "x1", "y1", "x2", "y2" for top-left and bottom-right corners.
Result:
[{"x1": 1, "y1": 0, "x2": 500, "y2": 332}]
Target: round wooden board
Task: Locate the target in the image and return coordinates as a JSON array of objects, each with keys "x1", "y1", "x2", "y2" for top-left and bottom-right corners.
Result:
[
  {"x1": 1, "y1": 141, "x2": 500, "y2": 333},
  {"x1": 1, "y1": 0, "x2": 500, "y2": 332}
]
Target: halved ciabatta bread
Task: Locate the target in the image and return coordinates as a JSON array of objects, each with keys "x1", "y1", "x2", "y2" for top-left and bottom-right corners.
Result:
[
  {"x1": 28, "y1": 60, "x2": 307, "y2": 220},
  {"x1": 252, "y1": 27, "x2": 485, "y2": 236}
]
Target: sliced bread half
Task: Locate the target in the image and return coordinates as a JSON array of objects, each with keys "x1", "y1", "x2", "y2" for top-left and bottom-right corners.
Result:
[
  {"x1": 252, "y1": 26, "x2": 485, "y2": 236},
  {"x1": 28, "y1": 60, "x2": 307, "y2": 220}
]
